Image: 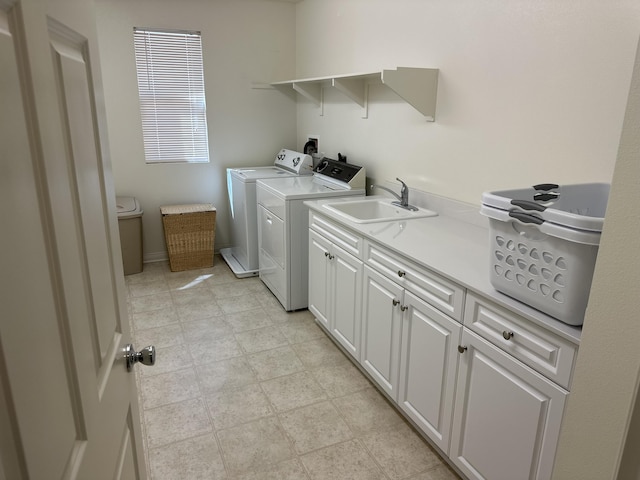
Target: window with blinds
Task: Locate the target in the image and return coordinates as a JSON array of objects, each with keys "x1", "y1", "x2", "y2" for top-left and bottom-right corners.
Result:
[{"x1": 133, "y1": 28, "x2": 210, "y2": 164}]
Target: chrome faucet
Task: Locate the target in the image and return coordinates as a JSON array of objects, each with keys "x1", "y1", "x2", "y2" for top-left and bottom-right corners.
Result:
[{"x1": 371, "y1": 178, "x2": 418, "y2": 211}]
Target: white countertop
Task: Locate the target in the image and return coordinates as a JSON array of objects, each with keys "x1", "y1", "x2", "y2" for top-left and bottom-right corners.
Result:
[{"x1": 306, "y1": 196, "x2": 583, "y2": 344}]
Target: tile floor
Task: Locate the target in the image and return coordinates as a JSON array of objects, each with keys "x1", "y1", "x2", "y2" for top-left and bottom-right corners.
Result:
[{"x1": 125, "y1": 256, "x2": 461, "y2": 480}]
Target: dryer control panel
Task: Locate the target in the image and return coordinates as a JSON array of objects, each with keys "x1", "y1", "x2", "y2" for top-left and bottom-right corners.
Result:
[{"x1": 313, "y1": 157, "x2": 365, "y2": 189}]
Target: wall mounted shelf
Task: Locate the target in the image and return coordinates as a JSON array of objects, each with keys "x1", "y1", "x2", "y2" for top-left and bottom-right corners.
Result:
[{"x1": 269, "y1": 67, "x2": 439, "y2": 121}]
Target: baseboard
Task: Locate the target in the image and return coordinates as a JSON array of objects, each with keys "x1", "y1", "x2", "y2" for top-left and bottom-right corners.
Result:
[
  {"x1": 143, "y1": 251, "x2": 168, "y2": 263},
  {"x1": 143, "y1": 247, "x2": 228, "y2": 264}
]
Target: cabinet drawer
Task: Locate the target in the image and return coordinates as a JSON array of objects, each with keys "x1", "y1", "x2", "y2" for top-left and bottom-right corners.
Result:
[
  {"x1": 365, "y1": 241, "x2": 465, "y2": 322},
  {"x1": 309, "y1": 211, "x2": 363, "y2": 259},
  {"x1": 463, "y1": 292, "x2": 577, "y2": 389}
]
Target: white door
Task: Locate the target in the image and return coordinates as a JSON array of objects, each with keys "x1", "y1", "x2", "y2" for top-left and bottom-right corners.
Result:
[
  {"x1": 361, "y1": 265, "x2": 403, "y2": 401},
  {"x1": 0, "y1": 0, "x2": 148, "y2": 478},
  {"x1": 308, "y1": 230, "x2": 331, "y2": 329},
  {"x1": 450, "y1": 329, "x2": 567, "y2": 480},
  {"x1": 397, "y1": 291, "x2": 461, "y2": 454},
  {"x1": 331, "y1": 246, "x2": 363, "y2": 361}
]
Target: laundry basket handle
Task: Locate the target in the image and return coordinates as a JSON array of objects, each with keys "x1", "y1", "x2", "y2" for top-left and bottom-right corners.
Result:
[
  {"x1": 533, "y1": 192, "x2": 559, "y2": 202},
  {"x1": 511, "y1": 200, "x2": 547, "y2": 212},
  {"x1": 508, "y1": 211, "x2": 544, "y2": 225},
  {"x1": 533, "y1": 183, "x2": 559, "y2": 191}
]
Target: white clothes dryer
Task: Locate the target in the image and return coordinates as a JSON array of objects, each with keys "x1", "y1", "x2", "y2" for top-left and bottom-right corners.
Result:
[
  {"x1": 221, "y1": 149, "x2": 313, "y2": 278},
  {"x1": 256, "y1": 158, "x2": 366, "y2": 311}
]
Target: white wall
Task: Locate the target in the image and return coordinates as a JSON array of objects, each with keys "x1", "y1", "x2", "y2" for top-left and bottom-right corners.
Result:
[
  {"x1": 293, "y1": 0, "x2": 640, "y2": 205},
  {"x1": 95, "y1": 0, "x2": 297, "y2": 261},
  {"x1": 95, "y1": 0, "x2": 639, "y2": 259},
  {"x1": 553, "y1": 36, "x2": 640, "y2": 479}
]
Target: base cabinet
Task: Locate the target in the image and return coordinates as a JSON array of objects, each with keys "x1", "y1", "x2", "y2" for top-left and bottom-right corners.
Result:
[
  {"x1": 308, "y1": 210, "x2": 576, "y2": 480},
  {"x1": 398, "y1": 291, "x2": 462, "y2": 454},
  {"x1": 332, "y1": 249, "x2": 363, "y2": 358},
  {"x1": 309, "y1": 229, "x2": 363, "y2": 360},
  {"x1": 450, "y1": 329, "x2": 568, "y2": 480},
  {"x1": 308, "y1": 230, "x2": 331, "y2": 329},
  {"x1": 361, "y1": 265, "x2": 404, "y2": 400},
  {"x1": 361, "y1": 266, "x2": 462, "y2": 454}
]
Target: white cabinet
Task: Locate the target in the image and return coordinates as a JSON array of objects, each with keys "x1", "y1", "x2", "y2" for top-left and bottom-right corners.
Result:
[
  {"x1": 307, "y1": 209, "x2": 577, "y2": 479},
  {"x1": 450, "y1": 328, "x2": 568, "y2": 480},
  {"x1": 308, "y1": 214, "x2": 364, "y2": 360},
  {"x1": 331, "y1": 249, "x2": 363, "y2": 359},
  {"x1": 463, "y1": 293, "x2": 577, "y2": 390},
  {"x1": 308, "y1": 230, "x2": 331, "y2": 329},
  {"x1": 365, "y1": 241, "x2": 466, "y2": 322},
  {"x1": 360, "y1": 259, "x2": 462, "y2": 454},
  {"x1": 361, "y1": 265, "x2": 404, "y2": 399},
  {"x1": 398, "y1": 290, "x2": 462, "y2": 454}
]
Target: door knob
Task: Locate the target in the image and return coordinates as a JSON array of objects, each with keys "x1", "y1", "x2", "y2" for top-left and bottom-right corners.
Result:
[{"x1": 125, "y1": 344, "x2": 156, "y2": 371}]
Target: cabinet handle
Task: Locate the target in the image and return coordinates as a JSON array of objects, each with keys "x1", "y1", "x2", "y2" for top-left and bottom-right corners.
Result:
[
  {"x1": 397, "y1": 270, "x2": 406, "y2": 277},
  {"x1": 502, "y1": 330, "x2": 514, "y2": 340},
  {"x1": 325, "y1": 251, "x2": 330, "y2": 257},
  {"x1": 392, "y1": 299, "x2": 400, "y2": 306},
  {"x1": 457, "y1": 345, "x2": 468, "y2": 354},
  {"x1": 400, "y1": 305, "x2": 408, "y2": 312},
  {"x1": 328, "y1": 254, "x2": 334, "y2": 260}
]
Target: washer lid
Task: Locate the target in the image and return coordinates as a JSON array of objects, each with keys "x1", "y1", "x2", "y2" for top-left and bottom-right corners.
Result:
[{"x1": 231, "y1": 166, "x2": 296, "y2": 181}]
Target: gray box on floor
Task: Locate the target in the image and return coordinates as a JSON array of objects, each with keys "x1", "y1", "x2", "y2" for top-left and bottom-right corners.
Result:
[{"x1": 116, "y1": 196, "x2": 143, "y2": 275}]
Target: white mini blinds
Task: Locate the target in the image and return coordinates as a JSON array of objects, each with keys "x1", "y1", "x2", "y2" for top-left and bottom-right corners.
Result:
[{"x1": 133, "y1": 28, "x2": 210, "y2": 164}]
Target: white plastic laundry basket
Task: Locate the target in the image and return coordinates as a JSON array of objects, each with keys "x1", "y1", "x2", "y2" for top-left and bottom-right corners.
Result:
[{"x1": 481, "y1": 183, "x2": 610, "y2": 326}]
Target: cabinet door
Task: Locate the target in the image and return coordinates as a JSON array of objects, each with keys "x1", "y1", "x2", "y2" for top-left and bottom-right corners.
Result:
[
  {"x1": 361, "y1": 265, "x2": 404, "y2": 401},
  {"x1": 331, "y1": 247, "x2": 363, "y2": 360},
  {"x1": 308, "y1": 230, "x2": 331, "y2": 329},
  {"x1": 450, "y1": 329, "x2": 568, "y2": 480},
  {"x1": 398, "y1": 291, "x2": 462, "y2": 454}
]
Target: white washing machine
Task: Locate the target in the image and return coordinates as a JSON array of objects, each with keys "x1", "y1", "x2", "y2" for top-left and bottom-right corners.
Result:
[
  {"x1": 256, "y1": 158, "x2": 366, "y2": 311},
  {"x1": 221, "y1": 149, "x2": 313, "y2": 278}
]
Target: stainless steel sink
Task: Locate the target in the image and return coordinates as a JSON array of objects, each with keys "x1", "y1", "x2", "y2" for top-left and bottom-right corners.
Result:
[{"x1": 323, "y1": 199, "x2": 437, "y2": 223}]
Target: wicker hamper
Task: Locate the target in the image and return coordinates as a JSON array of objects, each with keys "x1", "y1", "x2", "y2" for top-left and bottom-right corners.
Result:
[{"x1": 160, "y1": 204, "x2": 216, "y2": 272}]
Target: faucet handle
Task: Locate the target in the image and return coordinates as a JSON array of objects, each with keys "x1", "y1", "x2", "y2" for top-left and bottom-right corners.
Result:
[{"x1": 395, "y1": 178, "x2": 411, "y2": 208}]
